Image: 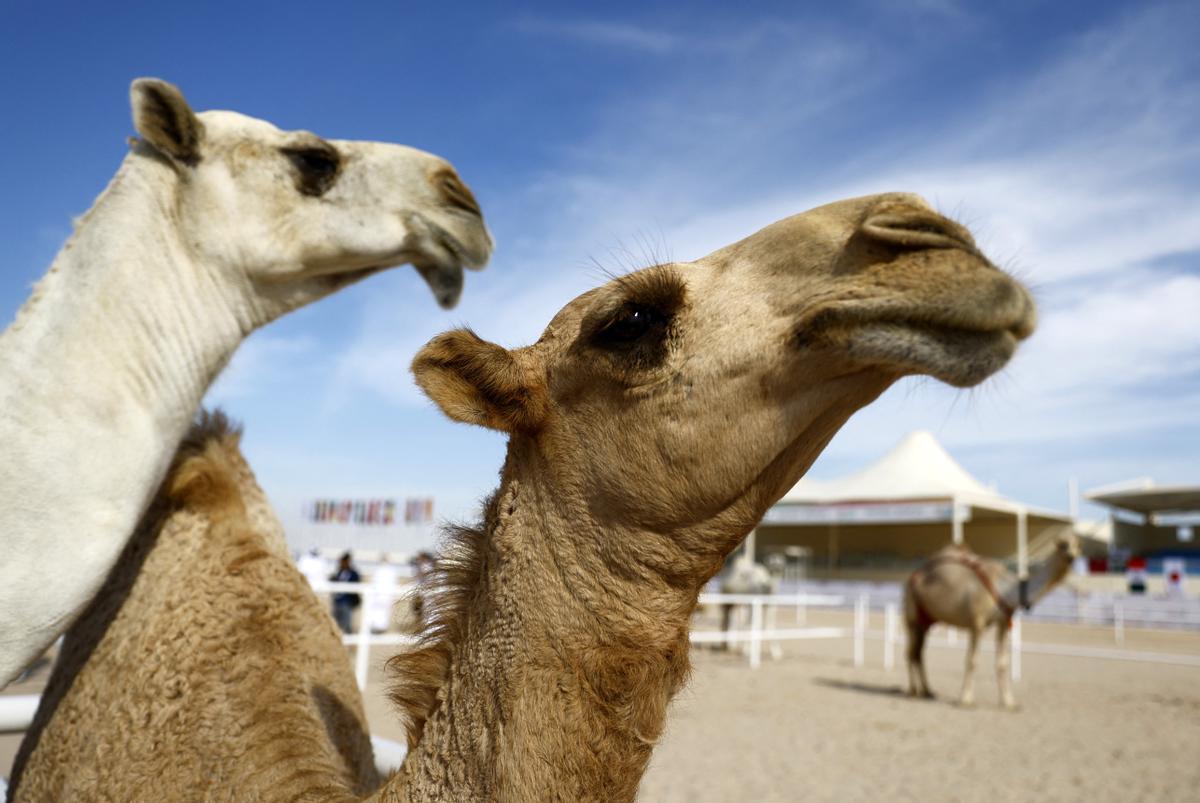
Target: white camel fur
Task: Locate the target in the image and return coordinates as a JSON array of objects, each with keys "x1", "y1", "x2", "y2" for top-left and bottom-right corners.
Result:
[{"x1": 0, "y1": 78, "x2": 492, "y2": 687}]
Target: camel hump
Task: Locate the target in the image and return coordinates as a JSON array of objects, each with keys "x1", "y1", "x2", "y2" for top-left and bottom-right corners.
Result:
[{"x1": 165, "y1": 409, "x2": 247, "y2": 513}]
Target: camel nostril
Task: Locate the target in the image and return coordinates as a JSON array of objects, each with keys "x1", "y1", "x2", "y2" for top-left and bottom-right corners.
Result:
[
  {"x1": 861, "y1": 209, "x2": 976, "y2": 251},
  {"x1": 434, "y1": 169, "x2": 482, "y2": 217}
]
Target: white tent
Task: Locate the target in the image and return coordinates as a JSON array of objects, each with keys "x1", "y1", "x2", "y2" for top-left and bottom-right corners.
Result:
[{"x1": 753, "y1": 431, "x2": 1072, "y2": 578}]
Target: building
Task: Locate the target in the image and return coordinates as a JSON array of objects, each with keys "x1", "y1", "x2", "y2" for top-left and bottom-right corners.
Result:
[
  {"x1": 752, "y1": 431, "x2": 1074, "y2": 581},
  {"x1": 1086, "y1": 480, "x2": 1200, "y2": 573}
]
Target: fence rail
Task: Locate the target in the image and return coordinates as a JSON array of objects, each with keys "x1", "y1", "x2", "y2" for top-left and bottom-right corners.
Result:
[{"x1": 3, "y1": 583, "x2": 1195, "y2": 741}]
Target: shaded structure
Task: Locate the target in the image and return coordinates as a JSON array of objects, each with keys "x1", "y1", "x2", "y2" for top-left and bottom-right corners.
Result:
[
  {"x1": 1087, "y1": 480, "x2": 1200, "y2": 569},
  {"x1": 755, "y1": 431, "x2": 1073, "y2": 580}
]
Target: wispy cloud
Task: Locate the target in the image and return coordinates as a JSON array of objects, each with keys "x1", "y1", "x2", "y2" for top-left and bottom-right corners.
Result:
[
  {"x1": 512, "y1": 17, "x2": 682, "y2": 54},
  {"x1": 206, "y1": 334, "x2": 318, "y2": 404},
  {"x1": 328, "y1": 3, "x2": 1198, "y2": 519}
]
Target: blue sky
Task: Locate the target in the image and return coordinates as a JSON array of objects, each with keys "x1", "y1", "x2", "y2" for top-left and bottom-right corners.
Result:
[{"x1": 2, "y1": 1, "x2": 1197, "y2": 541}]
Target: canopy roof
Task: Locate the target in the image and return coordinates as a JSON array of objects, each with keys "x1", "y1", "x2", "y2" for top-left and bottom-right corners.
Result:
[
  {"x1": 783, "y1": 430, "x2": 999, "y2": 504},
  {"x1": 1086, "y1": 483, "x2": 1200, "y2": 515},
  {"x1": 777, "y1": 430, "x2": 1068, "y2": 521}
]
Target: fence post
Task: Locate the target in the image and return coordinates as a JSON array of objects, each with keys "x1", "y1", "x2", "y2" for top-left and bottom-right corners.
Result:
[
  {"x1": 853, "y1": 594, "x2": 866, "y2": 668},
  {"x1": 883, "y1": 602, "x2": 898, "y2": 671},
  {"x1": 749, "y1": 597, "x2": 764, "y2": 669},
  {"x1": 1114, "y1": 600, "x2": 1125, "y2": 646},
  {"x1": 724, "y1": 599, "x2": 737, "y2": 652},
  {"x1": 355, "y1": 587, "x2": 372, "y2": 689},
  {"x1": 1011, "y1": 614, "x2": 1022, "y2": 682}
]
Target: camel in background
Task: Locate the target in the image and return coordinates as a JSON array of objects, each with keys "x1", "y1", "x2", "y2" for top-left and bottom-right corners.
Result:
[
  {"x1": 0, "y1": 78, "x2": 491, "y2": 687},
  {"x1": 903, "y1": 536, "x2": 1080, "y2": 708},
  {"x1": 717, "y1": 555, "x2": 784, "y2": 655},
  {"x1": 12, "y1": 193, "x2": 1036, "y2": 800}
]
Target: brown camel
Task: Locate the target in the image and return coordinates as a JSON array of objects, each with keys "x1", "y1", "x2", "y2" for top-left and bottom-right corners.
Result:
[
  {"x1": 903, "y1": 535, "x2": 1080, "y2": 709},
  {"x1": 11, "y1": 193, "x2": 1036, "y2": 801}
]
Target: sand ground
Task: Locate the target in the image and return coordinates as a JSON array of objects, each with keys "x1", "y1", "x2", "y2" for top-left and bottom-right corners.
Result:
[{"x1": 4, "y1": 611, "x2": 1198, "y2": 801}]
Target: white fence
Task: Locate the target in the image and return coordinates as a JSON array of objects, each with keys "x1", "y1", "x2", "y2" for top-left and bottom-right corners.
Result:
[
  {"x1": 320, "y1": 585, "x2": 867, "y2": 681},
  {"x1": 691, "y1": 592, "x2": 864, "y2": 669},
  {"x1": 5, "y1": 581, "x2": 1199, "y2": 739},
  {"x1": 780, "y1": 581, "x2": 1200, "y2": 638}
]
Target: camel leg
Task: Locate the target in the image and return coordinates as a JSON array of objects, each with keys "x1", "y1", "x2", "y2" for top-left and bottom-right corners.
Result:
[
  {"x1": 906, "y1": 620, "x2": 933, "y2": 698},
  {"x1": 995, "y1": 619, "x2": 1017, "y2": 710},
  {"x1": 957, "y1": 627, "x2": 980, "y2": 707},
  {"x1": 767, "y1": 604, "x2": 783, "y2": 660},
  {"x1": 719, "y1": 604, "x2": 733, "y2": 651}
]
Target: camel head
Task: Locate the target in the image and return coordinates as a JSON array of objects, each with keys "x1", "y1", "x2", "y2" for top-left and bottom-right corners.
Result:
[
  {"x1": 1051, "y1": 533, "x2": 1082, "y2": 578},
  {"x1": 413, "y1": 194, "x2": 1035, "y2": 580},
  {"x1": 129, "y1": 78, "x2": 492, "y2": 315},
  {"x1": 1057, "y1": 533, "x2": 1082, "y2": 560}
]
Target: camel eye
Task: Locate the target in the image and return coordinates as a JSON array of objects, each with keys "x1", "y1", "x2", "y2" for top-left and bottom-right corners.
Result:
[
  {"x1": 281, "y1": 145, "x2": 341, "y2": 196},
  {"x1": 594, "y1": 304, "x2": 669, "y2": 348}
]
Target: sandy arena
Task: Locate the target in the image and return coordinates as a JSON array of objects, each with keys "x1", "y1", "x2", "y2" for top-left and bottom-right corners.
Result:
[{"x1": 4, "y1": 610, "x2": 1197, "y2": 801}]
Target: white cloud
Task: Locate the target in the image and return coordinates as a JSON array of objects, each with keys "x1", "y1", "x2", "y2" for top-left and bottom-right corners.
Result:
[
  {"x1": 322, "y1": 4, "x2": 1197, "y2": 517},
  {"x1": 512, "y1": 18, "x2": 681, "y2": 54},
  {"x1": 205, "y1": 333, "x2": 318, "y2": 404}
]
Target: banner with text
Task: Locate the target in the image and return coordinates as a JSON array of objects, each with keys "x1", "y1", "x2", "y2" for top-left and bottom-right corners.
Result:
[{"x1": 305, "y1": 498, "x2": 434, "y2": 526}]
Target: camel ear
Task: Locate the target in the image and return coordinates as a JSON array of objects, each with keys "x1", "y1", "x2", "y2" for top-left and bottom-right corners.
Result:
[
  {"x1": 131, "y1": 78, "x2": 204, "y2": 165},
  {"x1": 412, "y1": 329, "x2": 548, "y2": 434}
]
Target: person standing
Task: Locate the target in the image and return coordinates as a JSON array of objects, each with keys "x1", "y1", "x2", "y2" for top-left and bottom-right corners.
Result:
[{"x1": 329, "y1": 552, "x2": 361, "y2": 633}]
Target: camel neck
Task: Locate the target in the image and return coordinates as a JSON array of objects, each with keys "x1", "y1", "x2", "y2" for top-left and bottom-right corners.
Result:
[
  {"x1": 386, "y1": 447, "x2": 699, "y2": 802},
  {"x1": 1002, "y1": 551, "x2": 1070, "y2": 610},
  {"x1": 0, "y1": 153, "x2": 249, "y2": 684}
]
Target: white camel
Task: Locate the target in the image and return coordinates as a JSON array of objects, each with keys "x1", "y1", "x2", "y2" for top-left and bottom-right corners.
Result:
[
  {"x1": 0, "y1": 78, "x2": 493, "y2": 687},
  {"x1": 718, "y1": 555, "x2": 784, "y2": 657}
]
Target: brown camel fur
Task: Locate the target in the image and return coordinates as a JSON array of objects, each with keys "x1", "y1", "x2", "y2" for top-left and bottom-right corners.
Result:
[
  {"x1": 9, "y1": 413, "x2": 379, "y2": 802},
  {"x1": 903, "y1": 535, "x2": 1080, "y2": 709},
  {"x1": 12, "y1": 193, "x2": 1036, "y2": 801}
]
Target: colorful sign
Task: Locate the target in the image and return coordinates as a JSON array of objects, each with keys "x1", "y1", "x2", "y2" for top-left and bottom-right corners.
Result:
[
  {"x1": 1163, "y1": 557, "x2": 1187, "y2": 598},
  {"x1": 306, "y1": 499, "x2": 399, "y2": 526},
  {"x1": 304, "y1": 497, "x2": 435, "y2": 526},
  {"x1": 1126, "y1": 556, "x2": 1148, "y2": 594},
  {"x1": 405, "y1": 497, "x2": 435, "y2": 524}
]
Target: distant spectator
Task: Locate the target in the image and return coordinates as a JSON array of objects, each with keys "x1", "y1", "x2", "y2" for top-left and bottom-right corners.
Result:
[{"x1": 329, "y1": 552, "x2": 361, "y2": 633}]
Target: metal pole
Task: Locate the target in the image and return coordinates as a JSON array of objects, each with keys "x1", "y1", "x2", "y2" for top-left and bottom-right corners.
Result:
[
  {"x1": 355, "y1": 586, "x2": 372, "y2": 689},
  {"x1": 951, "y1": 496, "x2": 964, "y2": 545},
  {"x1": 749, "y1": 597, "x2": 764, "y2": 669},
  {"x1": 884, "y1": 602, "x2": 898, "y2": 671},
  {"x1": 853, "y1": 594, "x2": 866, "y2": 668},
  {"x1": 1017, "y1": 508, "x2": 1029, "y2": 584}
]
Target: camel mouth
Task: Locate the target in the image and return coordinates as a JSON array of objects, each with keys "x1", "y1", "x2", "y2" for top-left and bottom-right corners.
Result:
[
  {"x1": 413, "y1": 256, "x2": 465, "y2": 310},
  {"x1": 796, "y1": 294, "x2": 1036, "y2": 388},
  {"x1": 843, "y1": 319, "x2": 1023, "y2": 388},
  {"x1": 317, "y1": 228, "x2": 471, "y2": 309}
]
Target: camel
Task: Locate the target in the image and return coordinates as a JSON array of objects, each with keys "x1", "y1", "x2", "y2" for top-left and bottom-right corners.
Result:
[
  {"x1": 0, "y1": 78, "x2": 492, "y2": 687},
  {"x1": 11, "y1": 193, "x2": 1036, "y2": 801},
  {"x1": 903, "y1": 535, "x2": 1081, "y2": 709},
  {"x1": 716, "y1": 555, "x2": 783, "y2": 655}
]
